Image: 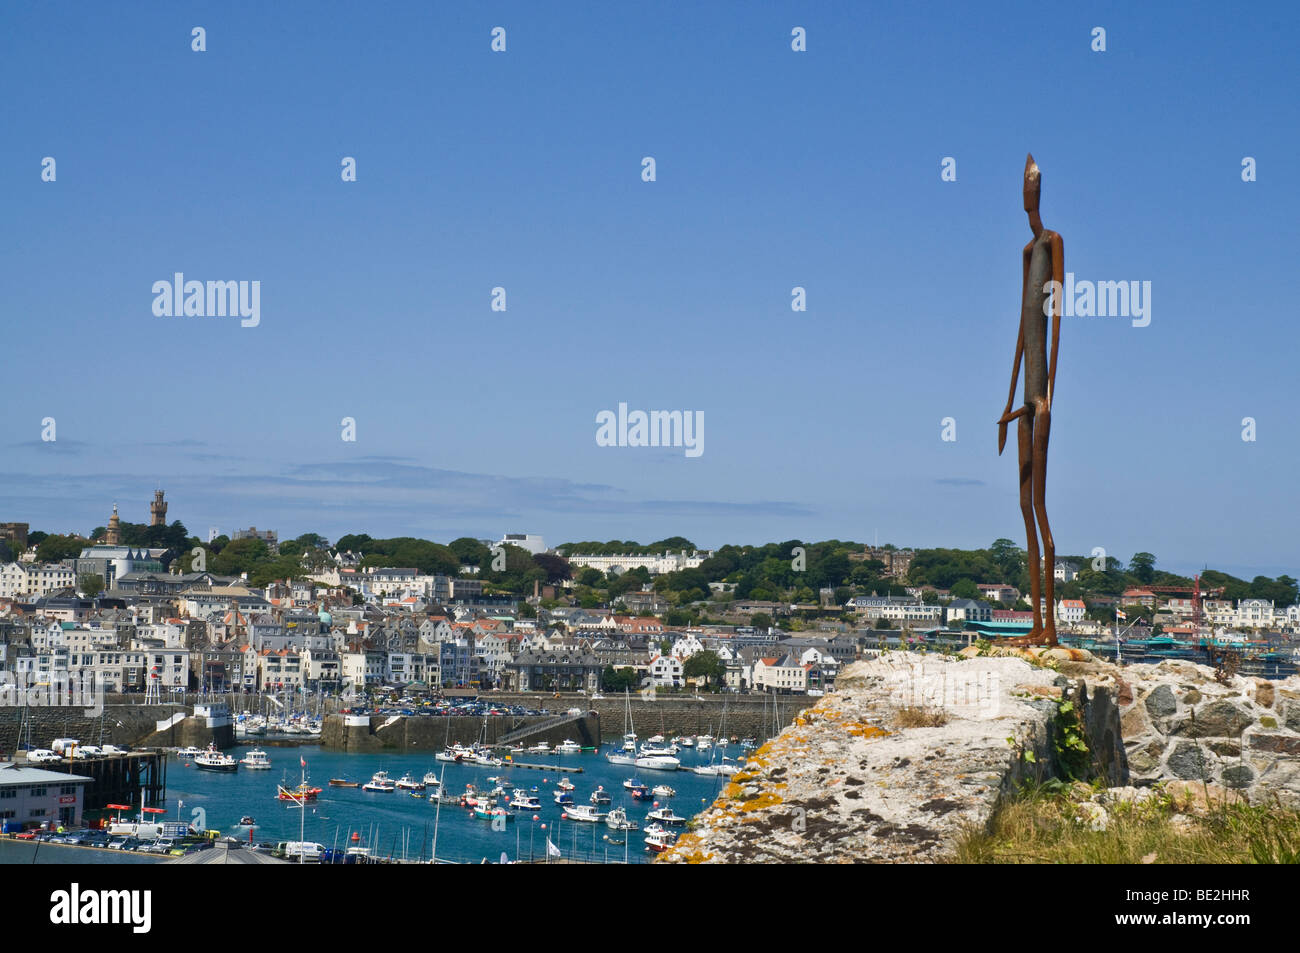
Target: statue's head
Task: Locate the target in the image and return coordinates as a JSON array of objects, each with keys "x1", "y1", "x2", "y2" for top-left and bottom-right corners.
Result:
[{"x1": 1023, "y1": 153, "x2": 1041, "y2": 213}]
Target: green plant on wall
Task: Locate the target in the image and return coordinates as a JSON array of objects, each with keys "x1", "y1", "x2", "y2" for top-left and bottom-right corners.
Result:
[{"x1": 1054, "y1": 697, "x2": 1090, "y2": 780}]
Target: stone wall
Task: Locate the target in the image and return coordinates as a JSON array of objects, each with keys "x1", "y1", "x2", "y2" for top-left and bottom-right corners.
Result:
[
  {"x1": 320, "y1": 714, "x2": 601, "y2": 753},
  {"x1": 485, "y1": 693, "x2": 815, "y2": 741},
  {"x1": 0, "y1": 704, "x2": 232, "y2": 754},
  {"x1": 1082, "y1": 658, "x2": 1300, "y2": 806}
]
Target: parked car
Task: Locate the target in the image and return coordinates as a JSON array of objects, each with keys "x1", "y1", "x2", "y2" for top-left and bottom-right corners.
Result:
[{"x1": 27, "y1": 749, "x2": 61, "y2": 763}]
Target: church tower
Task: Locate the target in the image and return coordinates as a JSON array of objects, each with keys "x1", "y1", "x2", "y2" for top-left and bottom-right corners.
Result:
[
  {"x1": 150, "y1": 489, "x2": 168, "y2": 527},
  {"x1": 106, "y1": 503, "x2": 122, "y2": 546}
]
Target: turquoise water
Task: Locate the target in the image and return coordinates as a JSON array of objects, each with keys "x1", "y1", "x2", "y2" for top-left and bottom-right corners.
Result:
[{"x1": 159, "y1": 744, "x2": 736, "y2": 864}]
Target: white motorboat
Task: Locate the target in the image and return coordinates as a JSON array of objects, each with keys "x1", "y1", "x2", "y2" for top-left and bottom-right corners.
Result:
[
  {"x1": 634, "y1": 752, "x2": 680, "y2": 771},
  {"x1": 555, "y1": 739, "x2": 582, "y2": 754},
  {"x1": 590, "y1": 786, "x2": 612, "y2": 806},
  {"x1": 239, "y1": 748, "x2": 272, "y2": 769},
  {"x1": 556, "y1": 777, "x2": 575, "y2": 792},
  {"x1": 646, "y1": 807, "x2": 686, "y2": 827},
  {"x1": 526, "y1": 741, "x2": 551, "y2": 754},
  {"x1": 175, "y1": 746, "x2": 204, "y2": 759},
  {"x1": 362, "y1": 770, "x2": 396, "y2": 793},
  {"x1": 564, "y1": 804, "x2": 605, "y2": 822},
  {"x1": 605, "y1": 807, "x2": 639, "y2": 831},
  {"x1": 651, "y1": 784, "x2": 676, "y2": 798},
  {"x1": 509, "y1": 791, "x2": 542, "y2": 811},
  {"x1": 394, "y1": 773, "x2": 425, "y2": 791},
  {"x1": 644, "y1": 824, "x2": 676, "y2": 853},
  {"x1": 193, "y1": 744, "x2": 238, "y2": 772}
]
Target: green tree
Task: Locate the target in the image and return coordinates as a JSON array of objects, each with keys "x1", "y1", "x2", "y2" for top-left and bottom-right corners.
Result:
[
  {"x1": 78, "y1": 573, "x2": 104, "y2": 598},
  {"x1": 950, "y1": 578, "x2": 980, "y2": 600},
  {"x1": 990, "y1": 538, "x2": 1023, "y2": 580},
  {"x1": 37, "y1": 534, "x2": 85, "y2": 562},
  {"x1": 750, "y1": 612, "x2": 772, "y2": 629},
  {"x1": 601, "y1": 666, "x2": 639, "y2": 693},
  {"x1": 448, "y1": 537, "x2": 492, "y2": 567},
  {"x1": 1130, "y1": 552, "x2": 1156, "y2": 584},
  {"x1": 682, "y1": 650, "x2": 725, "y2": 688},
  {"x1": 576, "y1": 567, "x2": 605, "y2": 588}
]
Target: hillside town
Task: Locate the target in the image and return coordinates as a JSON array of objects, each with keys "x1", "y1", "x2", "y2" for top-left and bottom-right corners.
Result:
[{"x1": 1, "y1": 496, "x2": 1298, "y2": 701}]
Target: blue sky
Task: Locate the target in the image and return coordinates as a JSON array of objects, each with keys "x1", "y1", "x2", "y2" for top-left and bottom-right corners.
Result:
[{"x1": 1, "y1": 2, "x2": 1297, "y2": 579}]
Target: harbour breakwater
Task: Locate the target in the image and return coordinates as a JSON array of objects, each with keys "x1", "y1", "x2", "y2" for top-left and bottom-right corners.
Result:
[
  {"x1": 491, "y1": 693, "x2": 817, "y2": 742},
  {"x1": 320, "y1": 712, "x2": 602, "y2": 752},
  {"x1": 318, "y1": 695, "x2": 818, "y2": 753},
  {"x1": 0, "y1": 702, "x2": 233, "y2": 755},
  {"x1": 0, "y1": 692, "x2": 815, "y2": 757}
]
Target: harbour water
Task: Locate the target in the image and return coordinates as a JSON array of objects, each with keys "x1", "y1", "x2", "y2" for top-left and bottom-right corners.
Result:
[{"x1": 150, "y1": 743, "x2": 736, "y2": 864}]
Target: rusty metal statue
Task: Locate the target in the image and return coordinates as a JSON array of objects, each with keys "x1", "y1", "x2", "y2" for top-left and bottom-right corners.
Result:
[{"x1": 996, "y1": 154, "x2": 1063, "y2": 647}]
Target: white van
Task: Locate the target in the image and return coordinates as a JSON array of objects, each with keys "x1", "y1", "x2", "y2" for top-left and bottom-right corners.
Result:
[
  {"x1": 108, "y1": 822, "x2": 164, "y2": 840},
  {"x1": 27, "y1": 749, "x2": 61, "y2": 763},
  {"x1": 277, "y1": 841, "x2": 325, "y2": 861}
]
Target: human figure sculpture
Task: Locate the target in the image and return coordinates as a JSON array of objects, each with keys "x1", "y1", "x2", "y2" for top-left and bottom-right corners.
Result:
[{"x1": 996, "y1": 154, "x2": 1063, "y2": 647}]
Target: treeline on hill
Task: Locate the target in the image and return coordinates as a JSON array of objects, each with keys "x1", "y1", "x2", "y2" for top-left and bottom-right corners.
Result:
[{"x1": 15, "y1": 527, "x2": 1297, "y2": 617}]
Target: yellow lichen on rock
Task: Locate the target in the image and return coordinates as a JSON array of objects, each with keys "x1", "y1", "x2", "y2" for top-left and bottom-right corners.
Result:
[{"x1": 739, "y1": 791, "x2": 784, "y2": 813}]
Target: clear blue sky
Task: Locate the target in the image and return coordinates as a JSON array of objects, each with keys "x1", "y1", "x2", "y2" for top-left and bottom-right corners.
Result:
[{"x1": 2, "y1": 2, "x2": 1297, "y2": 580}]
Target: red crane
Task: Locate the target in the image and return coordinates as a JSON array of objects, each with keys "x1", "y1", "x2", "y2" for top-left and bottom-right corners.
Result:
[{"x1": 1141, "y1": 575, "x2": 1225, "y2": 635}]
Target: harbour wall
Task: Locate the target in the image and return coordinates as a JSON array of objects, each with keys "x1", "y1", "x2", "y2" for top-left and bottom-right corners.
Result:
[
  {"x1": 320, "y1": 713, "x2": 602, "y2": 753},
  {"x1": 0, "y1": 703, "x2": 233, "y2": 755},
  {"x1": 489, "y1": 694, "x2": 817, "y2": 742}
]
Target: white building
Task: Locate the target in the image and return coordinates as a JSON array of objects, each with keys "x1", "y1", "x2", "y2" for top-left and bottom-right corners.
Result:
[
  {"x1": 499, "y1": 534, "x2": 546, "y2": 555},
  {"x1": 645, "y1": 654, "x2": 684, "y2": 689},
  {"x1": 1056, "y1": 599, "x2": 1086, "y2": 624},
  {"x1": 1236, "y1": 599, "x2": 1276, "y2": 628},
  {"x1": 752, "y1": 654, "x2": 808, "y2": 694},
  {"x1": 565, "y1": 551, "x2": 711, "y2": 576}
]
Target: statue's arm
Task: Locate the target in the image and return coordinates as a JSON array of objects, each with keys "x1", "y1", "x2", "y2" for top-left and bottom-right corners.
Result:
[{"x1": 996, "y1": 245, "x2": 1032, "y2": 454}]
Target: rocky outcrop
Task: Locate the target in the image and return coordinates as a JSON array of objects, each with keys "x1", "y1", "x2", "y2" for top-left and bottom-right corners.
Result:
[
  {"x1": 659, "y1": 650, "x2": 1123, "y2": 864},
  {"x1": 660, "y1": 649, "x2": 1300, "y2": 863}
]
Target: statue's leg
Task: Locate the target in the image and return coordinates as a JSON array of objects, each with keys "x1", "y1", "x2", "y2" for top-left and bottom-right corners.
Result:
[
  {"x1": 1033, "y1": 402, "x2": 1057, "y2": 646},
  {"x1": 1017, "y1": 410, "x2": 1042, "y2": 642}
]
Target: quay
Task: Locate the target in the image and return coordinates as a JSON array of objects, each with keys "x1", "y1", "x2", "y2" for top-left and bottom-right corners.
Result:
[{"x1": 31, "y1": 750, "x2": 168, "y2": 811}]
